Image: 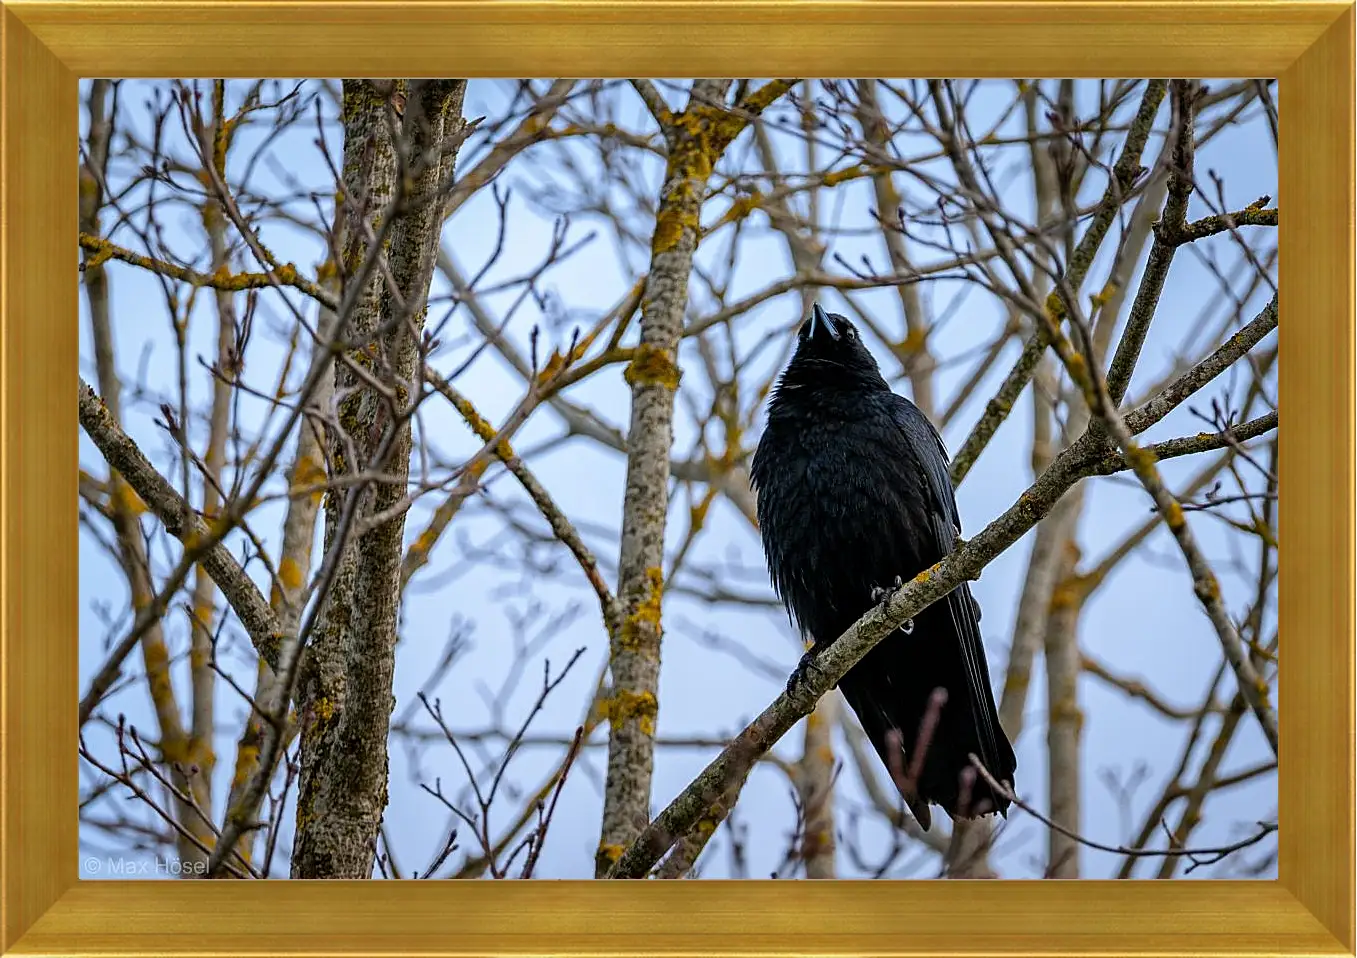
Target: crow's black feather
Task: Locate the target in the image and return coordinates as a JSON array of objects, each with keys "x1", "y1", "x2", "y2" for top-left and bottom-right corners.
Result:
[{"x1": 750, "y1": 304, "x2": 1016, "y2": 830}]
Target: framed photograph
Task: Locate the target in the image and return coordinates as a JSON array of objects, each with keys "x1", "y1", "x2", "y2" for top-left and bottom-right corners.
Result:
[{"x1": 2, "y1": 2, "x2": 1352, "y2": 955}]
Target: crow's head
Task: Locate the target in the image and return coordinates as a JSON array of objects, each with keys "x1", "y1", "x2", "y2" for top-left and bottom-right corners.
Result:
[{"x1": 782, "y1": 303, "x2": 887, "y2": 389}]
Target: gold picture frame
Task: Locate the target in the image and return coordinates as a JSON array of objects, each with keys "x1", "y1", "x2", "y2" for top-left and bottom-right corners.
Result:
[{"x1": 2, "y1": 2, "x2": 1352, "y2": 954}]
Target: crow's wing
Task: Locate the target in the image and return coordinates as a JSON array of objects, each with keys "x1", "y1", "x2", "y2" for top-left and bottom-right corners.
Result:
[{"x1": 885, "y1": 394, "x2": 1015, "y2": 792}]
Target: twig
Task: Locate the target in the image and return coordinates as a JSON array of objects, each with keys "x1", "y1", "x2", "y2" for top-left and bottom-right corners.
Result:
[{"x1": 968, "y1": 754, "x2": 1275, "y2": 869}]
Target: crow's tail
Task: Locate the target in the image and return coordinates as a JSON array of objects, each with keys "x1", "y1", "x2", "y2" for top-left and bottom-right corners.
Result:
[{"x1": 838, "y1": 587, "x2": 1016, "y2": 829}]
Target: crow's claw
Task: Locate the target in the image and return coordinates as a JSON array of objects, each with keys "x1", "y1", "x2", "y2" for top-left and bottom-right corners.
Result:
[
  {"x1": 786, "y1": 650, "x2": 832, "y2": 696},
  {"x1": 871, "y1": 575, "x2": 906, "y2": 604}
]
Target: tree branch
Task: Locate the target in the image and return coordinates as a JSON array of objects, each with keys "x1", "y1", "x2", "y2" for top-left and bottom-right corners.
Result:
[{"x1": 77, "y1": 379, "x2": 287, "y2": 677}]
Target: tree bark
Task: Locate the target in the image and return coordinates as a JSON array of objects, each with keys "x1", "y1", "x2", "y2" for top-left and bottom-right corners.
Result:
[
  {"x1": 798, "y1": 694, "x2": 838, "y2": 878},
  {"x1": 597, "y1": 79, "x2": 794, "y2": 875},
  {"x1": 1043, "y1": 535, "x2": 1084, "y2": 877},
  {"x1": 221, "y1": 285, "x2": 332, "y2": 869},
  {"x1": 291, "y1": 79, "x2": 468, "y2": 879}
]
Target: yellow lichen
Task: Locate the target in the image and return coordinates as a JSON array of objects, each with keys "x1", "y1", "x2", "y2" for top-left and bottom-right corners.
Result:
[
  {"x1": 315, "y1": 258, "x2": 338, "y2": 283},
  {"x1": 1049, "y1": 581, "x2": 1081, "y2": 612},
  {"x1": 736, "y1": 79, "x2": 794, "y2": 117},
  {"x1": 624, "y1": 344, "x2": 682, "y2": 391},
  {"x1": 619, "y1": 567, "x2": 664, "y2": 650},
  {"x1": 651, "y1": 204, "x2": 698, "y2": 255},
  {"x1": 278, "y1": 556, "x2": 304, "y2": 592},
  {"x1": 408, "y1": 524, "x2": 440, "y2": 562},
  {"x1": 898, "y1": 326, "x2": 927, "y2": 355},
  {"x1": 294, "y1": 801, "x2": 314, "y2": 833},
  {"x1": 1090, "y1": 280, "x2": 1118, "y2": 310},
  {"x1": 688, "y1": 493, "x2": 714, "y2": 531},
  {"x1": 302, "y1": 695, "x2": 338, "y2": 747},
  {"x1": 201, "y1": 200, "x2": 222, "y2": 233},
  {"x1": 1043, "y1": 290, "x2": 1066, "y2": 323},
  {"x1": 113, "y1": 481, "x2": 149, "y2": 518},
  {"x1": 536, "y1": 349, "x2": 568, "y2": 382},
  {"x1": 144, "y1": 636, "x2": 170, "y2": 673},
  {"x1": 83, "y1": 240, "x2": 115, "y2": 271},
  {"x1": 821, "y1": 164, "x2": 866, "y2": 188},
  {"x1": 315, "y1": 696, "x2": 335, "y2": 723},
  {"x1": 291, "y1": 453, "x2": 327, "y2": 505},
  {"x1": 1049, "y1": 701, "x2": 1085, "y2": 732},
  {"x1": 723, "y1": 191, "x2": 763, "y2": 224},
  {"x1": 1163, "y1": 498, "x2": 1186, "y2": 531},
  {"x1": 1124, "y1": 443, "x2": 1160, "y2": 474},
  {"x1": 649, "y1": 124, "x2": 719, "y2": 255},
  {"x1": 158, "y1": 734, "x2": 190, "y2": 765},
  {"x1": 603, "y1": 689, "x2": 659, "y2": 736},
  {"x1": 231, "y1": 744, "x2": 260, "y2": 788}
]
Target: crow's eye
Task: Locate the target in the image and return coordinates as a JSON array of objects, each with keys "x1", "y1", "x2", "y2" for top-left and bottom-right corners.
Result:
[{"x1": 846, "y1": 324, "x2": 858, "y2": 339}]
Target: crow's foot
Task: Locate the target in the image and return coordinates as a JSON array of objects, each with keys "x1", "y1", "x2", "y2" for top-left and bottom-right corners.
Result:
[
  {"x1": 786, "y1": 650, "x2": 832, "y2": 697},
  {"x1": 871, "y1": 574, "x2": 906, "y2": 604}
]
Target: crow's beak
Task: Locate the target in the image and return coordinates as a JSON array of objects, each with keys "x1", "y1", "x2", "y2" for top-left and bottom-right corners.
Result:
[{"x1": 806, "y1": 303, "x2": 840, "y2": 342}]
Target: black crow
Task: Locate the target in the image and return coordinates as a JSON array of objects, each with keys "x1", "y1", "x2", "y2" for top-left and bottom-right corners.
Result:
[{"x1": 750, "y1": 303, "x2": 1016, "y2": 830}]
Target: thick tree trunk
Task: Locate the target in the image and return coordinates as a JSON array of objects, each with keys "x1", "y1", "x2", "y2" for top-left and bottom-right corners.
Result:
[{"x1": 292, "y1": 79, "x2": 467, "y2": 879}]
